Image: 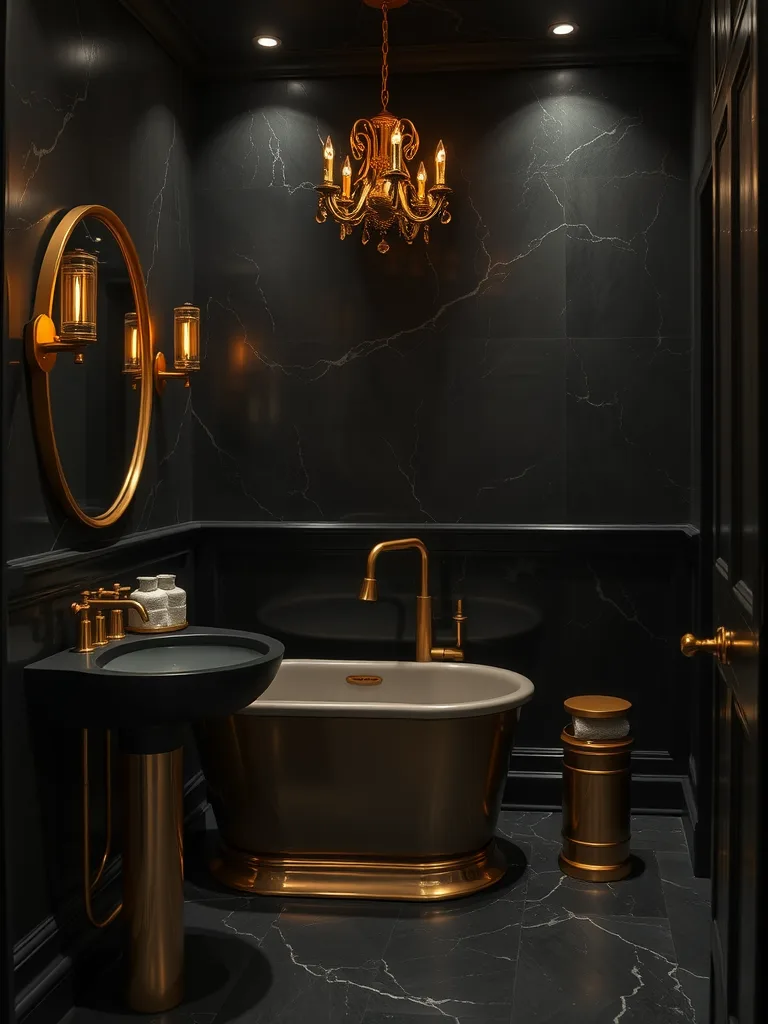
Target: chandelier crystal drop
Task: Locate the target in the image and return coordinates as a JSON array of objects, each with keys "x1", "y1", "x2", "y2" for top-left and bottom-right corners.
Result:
[{"x1": 315, "y1": 0, "x2": 452, "y2": 254}]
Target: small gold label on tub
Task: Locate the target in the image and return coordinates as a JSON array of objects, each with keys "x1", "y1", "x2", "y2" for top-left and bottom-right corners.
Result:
[{"x1": 346, "y1": 674, "x2": 383, "y2": 685}]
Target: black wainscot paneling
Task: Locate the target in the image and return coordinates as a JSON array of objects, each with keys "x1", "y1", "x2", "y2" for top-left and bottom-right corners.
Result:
[
  {"x1": 7, "y1": 524, "x2": 203, "y2": 1023},
  {"x1": 200, "y1": 523, "x2": 698, "y2": 813}
]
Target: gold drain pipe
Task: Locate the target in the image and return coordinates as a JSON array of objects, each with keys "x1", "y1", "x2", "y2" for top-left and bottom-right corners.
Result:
[{"x1": 82, "y1": 728, "x2": 122, "y2": 928}]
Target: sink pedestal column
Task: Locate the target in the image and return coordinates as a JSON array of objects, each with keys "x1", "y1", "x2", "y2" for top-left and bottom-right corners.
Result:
[{"x1": 123, "y1": 747, "x2": 184, "y2": 1013}]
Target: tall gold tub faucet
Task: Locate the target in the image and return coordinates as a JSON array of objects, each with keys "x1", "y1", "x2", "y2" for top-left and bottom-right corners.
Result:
[{"x1": 358, "y1": 538, "x2": 465, "y2": 662}]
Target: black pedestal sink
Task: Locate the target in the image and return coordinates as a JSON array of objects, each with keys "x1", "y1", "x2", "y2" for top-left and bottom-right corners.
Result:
[
  {"x1": 25, "y1": 625, "x2": 284, "y2": 1013},
  {"x1": 26, "y1": 625, "x2": 284, "y2": 746}
]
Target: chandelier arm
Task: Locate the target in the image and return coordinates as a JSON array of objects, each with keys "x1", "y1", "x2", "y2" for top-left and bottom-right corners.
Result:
[
  {"x1": 396, "y1": 181, "x2": 446, "y2": 223},
  {"x1": 326, "y1": 180, "x2": 374, "y2": 222},
  {"x1": 350, "y1": 118, "x2": 376, "y2": 180},
  {"x1": 399, "y1": 119, "x2": 420, "y2": 161}
]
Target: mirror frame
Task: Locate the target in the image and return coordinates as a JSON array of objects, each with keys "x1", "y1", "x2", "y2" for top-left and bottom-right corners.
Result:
[{"x1": 24, "y1": 205, "x2": 153, "y2": 528}]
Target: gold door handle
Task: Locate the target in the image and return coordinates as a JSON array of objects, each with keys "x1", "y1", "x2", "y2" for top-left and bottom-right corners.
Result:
[{"x1": 680, "y1": 626, "x2": 758, "y2": 665}]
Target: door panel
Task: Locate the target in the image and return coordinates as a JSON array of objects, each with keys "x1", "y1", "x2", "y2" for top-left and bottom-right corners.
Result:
[{"x1": 705, "y1": 1, "x2": 763, "y2": 1022}]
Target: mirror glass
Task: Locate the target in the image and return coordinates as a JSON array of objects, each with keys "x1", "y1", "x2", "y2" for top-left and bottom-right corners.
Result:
[{"x1": 48, "y1": 217, "x2": 142, "y2": 518}]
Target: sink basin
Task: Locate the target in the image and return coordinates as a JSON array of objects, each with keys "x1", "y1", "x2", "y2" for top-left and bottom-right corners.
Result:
[{"x1": 25, "y1": 626, "x2": 284, "y2": 731}]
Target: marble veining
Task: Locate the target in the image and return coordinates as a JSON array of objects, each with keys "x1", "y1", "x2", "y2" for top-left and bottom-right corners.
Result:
[
  {"x1": 64, "y1": 812, "x2": 709, "y2": 1024},
  {"x1": 193, "y1": 67, "x2": 691, "y2": 525}
]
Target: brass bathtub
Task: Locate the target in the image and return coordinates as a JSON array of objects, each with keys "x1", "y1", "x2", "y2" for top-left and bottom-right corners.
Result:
[{"x1": 195, "y1": 659, "x2": 534, "y2": 900}]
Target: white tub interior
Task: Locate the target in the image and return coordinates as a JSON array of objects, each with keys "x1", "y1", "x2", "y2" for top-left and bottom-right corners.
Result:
[{"x1": 238, "y1": 659, "x2": 535, "y2": 719}]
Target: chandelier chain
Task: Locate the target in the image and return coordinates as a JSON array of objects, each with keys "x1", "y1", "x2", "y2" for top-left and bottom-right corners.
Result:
[{"x1": 381, "y1": 2, "x2": 389, "y2": 110}]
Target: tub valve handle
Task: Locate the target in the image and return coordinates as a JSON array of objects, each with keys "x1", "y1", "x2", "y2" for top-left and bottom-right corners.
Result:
[
  {"x1": 453, "y1": 599, "x2": 467, "y2": 648},
  {"x1": 431, "y1": 599, "x2": 466, "y2": 662}
]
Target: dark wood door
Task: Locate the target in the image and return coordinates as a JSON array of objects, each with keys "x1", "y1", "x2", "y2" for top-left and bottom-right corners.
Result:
[{"x1": 691, "y1": 1, "x2": 765, "y2": 1021}]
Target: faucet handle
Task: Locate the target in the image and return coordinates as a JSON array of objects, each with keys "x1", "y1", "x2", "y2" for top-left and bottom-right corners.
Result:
[
  {"x1": 431, "y1": 599, "x2": 467, "y2": 663},
  {"x1": 97, "y1": 583, "x2": 131, "y2": 599},
  {"x1": 453, "y1": 599, "x2": 467, "y2": 648}
]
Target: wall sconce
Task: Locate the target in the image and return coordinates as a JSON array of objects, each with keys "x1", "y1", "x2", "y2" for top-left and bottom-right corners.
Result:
[
  {"x1": 60, "y1": 249, "x2": 98, "y2": 343},
  {"x1": 27, "y1": 247, "x2": 99, "y2": 370},
  {"x1": 123, "y1": 312, "x2": 141, "y2": 388},
  {"x1": 154, "y1": 303, "x2": 201, "y2": 395}
]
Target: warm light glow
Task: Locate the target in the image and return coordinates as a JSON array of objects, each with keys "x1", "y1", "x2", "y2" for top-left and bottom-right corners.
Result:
[
  {"x1": 435, "y1": 140, "x2": 446, "y2": 185},
  {"x1": 60, "y1": 249, "x2": 98, "y2": 343},
  {"x1": 550, "y1": 22, "x2": 577, "y2": 36},
  {"x1": 391, "y1": 125, "x2": 403, "y2": 172},
  {"x1": 323, "y1": 135, "x2": 334, "y2": 183},
  {"x1": 342, "y1": 155, "x2": 352, "y2": 199},
  {"x1": 255, "y1": 35, "x2": 280, "y2": 48},
  {"x1": 173, "y1": 304, "x2": 200, "y2": 371},
  {"x1": 123, "y1": 312, "x2": 140, "y2": 373},
  {"x1": 416, "y1": 160, "x2": 427, "y2": 201}
]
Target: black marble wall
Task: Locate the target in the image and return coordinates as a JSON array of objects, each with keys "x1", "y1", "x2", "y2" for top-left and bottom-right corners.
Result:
[
  {"x1": 5, "y1": 0, "x2": 194, "y2": 560},
  {"x1": 192, "y1": 66, "x2": 691, "y2": 525}
]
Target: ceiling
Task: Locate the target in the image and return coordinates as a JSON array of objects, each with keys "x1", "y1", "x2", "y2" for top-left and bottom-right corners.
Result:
[{"x1": 122, "y1": 0, "x2": 702, "y2": 78}]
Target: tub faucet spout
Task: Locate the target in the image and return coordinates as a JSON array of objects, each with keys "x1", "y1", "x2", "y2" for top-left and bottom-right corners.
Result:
[{"x1": 358, "y1": 538, "x2": 464, "y2": 663}]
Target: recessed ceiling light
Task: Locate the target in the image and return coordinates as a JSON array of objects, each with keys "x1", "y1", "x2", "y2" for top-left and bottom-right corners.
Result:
[
  {"x1": 549, "y1": 22, "x2": 578, "y2": 37},
  {"x1": 254, "y1": 35, "x2": 281, "y2": 48}
]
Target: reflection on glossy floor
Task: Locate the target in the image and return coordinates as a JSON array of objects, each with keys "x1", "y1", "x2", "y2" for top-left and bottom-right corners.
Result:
[{"x1": 62, "y1": 811, "x2": 710, "y2": 1024}]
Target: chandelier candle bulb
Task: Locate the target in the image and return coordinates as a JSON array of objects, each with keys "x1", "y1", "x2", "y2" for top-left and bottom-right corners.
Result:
[
  {"x1": 391, "y1": 126, "x2": 403, "y2": 172},
  {"x1": 417, "y1": 161, "x2": 427, "y2": 201},
  {"x1": 323, "y1": 136, "x2": 334, "y2": 184},
  {"x1": 342, "y1": 156, "x2": 352, "y2": 199},
  {"x1": 435, "y1": 140, "x2": 446, "y2": 185}
]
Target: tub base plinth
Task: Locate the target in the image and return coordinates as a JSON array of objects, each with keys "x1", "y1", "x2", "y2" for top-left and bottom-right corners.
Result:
[{"x1": 211, "y1": 841, "x2": 507, "y2": 901}]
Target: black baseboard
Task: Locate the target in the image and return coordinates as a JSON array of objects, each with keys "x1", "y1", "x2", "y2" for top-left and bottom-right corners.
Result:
[
  {"x1": 682, "y1": 776, "x2": 711, "y2": 878},
  {"x1": 505, "y1": 747, "x2": 687, "y2": 814},
  {"x1": 14, "y1": 771, "x2": 208, "y2": 1024}
]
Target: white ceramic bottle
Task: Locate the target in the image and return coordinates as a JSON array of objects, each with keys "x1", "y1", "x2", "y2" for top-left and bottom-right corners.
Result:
[
  {"x1": 129, "y1": 576, "x2": 170, "y2": 630},
  {"x1": 157, "y1": 574, "x2": 187, "y2": 627}
]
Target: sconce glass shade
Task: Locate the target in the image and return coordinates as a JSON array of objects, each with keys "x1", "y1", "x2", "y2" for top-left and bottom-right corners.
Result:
[
  {"x1": 173, "y1": 304, "x2": 200, "y2": 371},
  {"x1": 60, "y1": 249, "x2": 98, "y2": 343},
  {"x1": 124, "y1": 312, "x2": 140, "y2": 373}
]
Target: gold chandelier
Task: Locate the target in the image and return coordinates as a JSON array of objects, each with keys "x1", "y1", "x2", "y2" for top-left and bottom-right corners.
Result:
[{"x1": 315, "y1": 0, "x2": 452, "y2": 254}]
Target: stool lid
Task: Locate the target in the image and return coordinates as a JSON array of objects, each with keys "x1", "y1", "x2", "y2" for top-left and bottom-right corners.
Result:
[{"x1": 564, "y1": 695, "x2": 632, "y2": 719}]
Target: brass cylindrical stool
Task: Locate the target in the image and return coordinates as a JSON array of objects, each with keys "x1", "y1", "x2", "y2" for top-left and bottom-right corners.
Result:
[
  {"x1": 559, "y1": 695, "x2": 633, "y2": 882},
  {"x1": 123, "y1": 748, "x2": 185, "y2": 1013}
]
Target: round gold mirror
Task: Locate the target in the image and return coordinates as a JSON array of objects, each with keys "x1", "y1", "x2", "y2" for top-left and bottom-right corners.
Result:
[{"x1": 24, "y1": 205, "x2": 153, "y2": 528}]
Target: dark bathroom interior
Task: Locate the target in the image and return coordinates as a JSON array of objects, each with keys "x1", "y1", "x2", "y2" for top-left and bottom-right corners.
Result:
[{"x1": 0, "y1": 1, "x2": 763, "y2": 1022}]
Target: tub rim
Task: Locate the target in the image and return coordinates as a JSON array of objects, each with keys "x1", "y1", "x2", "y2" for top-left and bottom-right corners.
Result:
[{"x1": 235, "y1": 658, "x2": 534, "y2": 720}]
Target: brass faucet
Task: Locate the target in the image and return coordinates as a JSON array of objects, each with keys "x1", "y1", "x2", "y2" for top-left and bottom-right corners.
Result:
[
  {"x1": 72, "y1": 584, "x2": 149, "y2": 654},
  {"x1": 358, "y1": 538, "x2": 466, "y2": 662}
]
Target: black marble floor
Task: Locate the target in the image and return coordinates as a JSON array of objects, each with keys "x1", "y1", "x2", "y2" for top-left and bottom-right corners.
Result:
[{"x1": 64, "y1": 812, "x2": 710, "y2": 1024}]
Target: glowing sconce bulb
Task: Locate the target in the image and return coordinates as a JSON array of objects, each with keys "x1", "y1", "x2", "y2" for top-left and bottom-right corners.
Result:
[
  {"x1": 435, "y1": 140, "x2": 446, "y2": 185},
  {"x1": 417, "y1": 161, "x2": 427, "y2": 201},
  {"x1": 123, "y1": 312, "x2": 140, "y2": 374},
  {"x1": 342, "y1": 155, "x2": 352, "y2": 199},
  {"x1": 323, "y1": 136, "x2": 334, "y2": 183},
  {"x1": 173, "y1": 304, "x2": 200, "y2": 371},
  {"x1": 60, "y1": 249, "x2": 98, "y2": 343}
]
